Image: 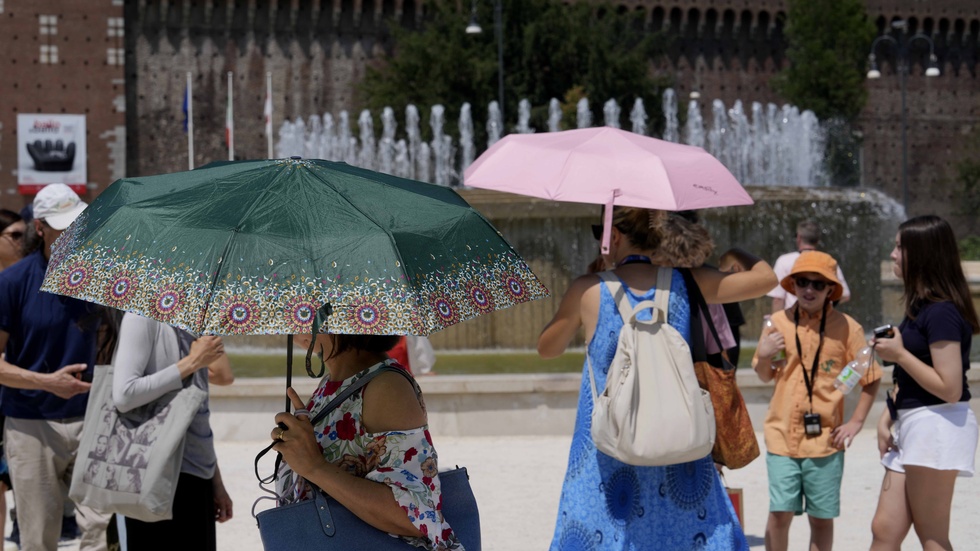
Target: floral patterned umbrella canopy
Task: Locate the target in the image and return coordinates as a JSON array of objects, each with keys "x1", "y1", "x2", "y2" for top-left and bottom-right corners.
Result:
[{"x1": 41, "y1": 158, "x2": 548, "y2": 336}]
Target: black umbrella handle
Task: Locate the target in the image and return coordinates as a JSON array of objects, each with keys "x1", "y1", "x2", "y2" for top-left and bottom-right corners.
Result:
[{"x1": 285, "y1": 334, "x2": 293, "y2": 413}]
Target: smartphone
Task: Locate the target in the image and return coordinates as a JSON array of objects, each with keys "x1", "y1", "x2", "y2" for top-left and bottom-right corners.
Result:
[
  {"x1": 873, "y1": 324, "x2": 894, "y2": 339},
  {"x1": 80, "y1": 368, "x2": 94, "y2": 383},
  {"x1": 873, "y1": 324, "x2": 896, "y2": 366}
]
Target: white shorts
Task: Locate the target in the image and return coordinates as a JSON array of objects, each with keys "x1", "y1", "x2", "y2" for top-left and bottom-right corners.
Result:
[{"x1": 881, "y1": 402, "x2": 978, "y2": 477}]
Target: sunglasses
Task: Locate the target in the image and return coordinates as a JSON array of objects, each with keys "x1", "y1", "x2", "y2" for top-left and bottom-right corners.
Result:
[
  {"x1": 591, "y1": 224, "x2": 603, "y2": 240},
  {"x1": 794, "y1": 276, "x2": 832, "y2": 292},
  {"x1": 1, "y1": 231, "x2": 23, "y2": 240}
]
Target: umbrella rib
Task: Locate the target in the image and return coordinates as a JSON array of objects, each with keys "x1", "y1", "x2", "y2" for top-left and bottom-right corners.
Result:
[
  {"x1": 198, "y1": 161, "x2": 288, "y2": 329},
  {"x1": 306, "y1": 165, "x2": 419, "y2": 328}
]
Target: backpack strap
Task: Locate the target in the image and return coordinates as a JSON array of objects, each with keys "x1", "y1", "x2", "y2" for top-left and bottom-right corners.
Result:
[
  {"x1": 597, "y1": 271, "x2": 632, "y2": 323},
  {"x1": 653, "y1": 266, "x2": 672, "y2": 320},
  {"x1": 588, "y1": 271, "x2": 632, "y2": 406},
  {"x1": 587, "y1": 269, "x2": 672, "y2": 405}
]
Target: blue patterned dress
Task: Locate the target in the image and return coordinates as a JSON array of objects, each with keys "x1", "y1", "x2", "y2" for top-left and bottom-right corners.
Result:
[{"x1": 550, "y1": 269, "x2": 749, "y2": 551}]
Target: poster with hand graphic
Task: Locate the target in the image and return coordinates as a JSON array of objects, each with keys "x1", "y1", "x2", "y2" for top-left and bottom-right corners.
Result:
[{"x1": 17, "y1": 114, "x2": 87, "y2": 194}]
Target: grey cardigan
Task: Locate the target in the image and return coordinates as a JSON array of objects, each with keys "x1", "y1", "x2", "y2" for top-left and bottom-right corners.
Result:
[{"x1": 112, "y1": 313, "x2": 216, "y2": 480}]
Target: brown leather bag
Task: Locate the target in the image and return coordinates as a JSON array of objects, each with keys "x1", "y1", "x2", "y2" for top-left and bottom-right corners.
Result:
[{"x1": 683, "y1": 269, "x2": 760, "y2": 470}]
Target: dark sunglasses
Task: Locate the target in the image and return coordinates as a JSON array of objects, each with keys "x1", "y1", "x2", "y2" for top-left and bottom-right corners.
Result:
[
  {"x1": 1, "y1": 231, "x2": 23, "y2": 240},
  {"x1": 794, "y1": 276, "x2": 831, "y2": 292},
  {"x1": 591, "y1": 224, "x2": 603, "y2": 240}
]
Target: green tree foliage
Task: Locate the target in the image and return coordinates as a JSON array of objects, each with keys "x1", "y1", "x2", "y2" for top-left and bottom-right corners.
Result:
[
  {"x1": 773, "y1": 0, "x2": 875, "y2": 122},
  {"x1": 773, "y1": 0, "x2": 875, "y2": 187},
  {"x1": 360, "y1": 0, "x2": 668, "y2": 143},
  {"x1": 951, "y1": 129, "x2": 980, "y2": 242},
  {"x1": 959, "y1": 236, "x2": 980, "y2": 261}
]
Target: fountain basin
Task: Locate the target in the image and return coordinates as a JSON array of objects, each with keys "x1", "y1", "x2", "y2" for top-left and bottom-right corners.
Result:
[{"x1": 223, "y1": 186, "x2": 908, "y2": 351}]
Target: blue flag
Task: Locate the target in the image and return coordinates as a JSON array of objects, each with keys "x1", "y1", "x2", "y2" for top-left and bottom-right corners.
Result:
[{"x1": 182, "y1": 86, "x2": 189, "y2": 133}]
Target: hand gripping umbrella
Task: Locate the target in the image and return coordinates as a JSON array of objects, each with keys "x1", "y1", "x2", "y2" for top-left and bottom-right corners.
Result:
[
  {"x1": 41, "y1": 158, "x2": 548, "y2": 406},
  {"x1": 463, "y1": 126, "x2": 754, "y2": 254}
]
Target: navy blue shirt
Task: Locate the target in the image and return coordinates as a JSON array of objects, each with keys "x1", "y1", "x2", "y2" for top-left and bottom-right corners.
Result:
[
  {"x1": 894, "y1": 301, "x2": 973, "y2": 410},
  {"x1": 0, "y1": 250, "x2": 98, "y2": 419}
]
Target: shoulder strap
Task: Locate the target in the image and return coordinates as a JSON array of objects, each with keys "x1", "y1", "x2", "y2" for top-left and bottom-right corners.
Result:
[
  {"x1": 680, "y1": 268, "x2": 708, "y2": 362},
  {"x1": 679, "y1": 268, "x2": 727, "y2": 359},
  {"x1": 597, "y1": 271, "x2": 632, "y2": 323},
  {"x1": 653, "y1": 266, "x2": 672, "y2": 316},
  {"x1": 254, "y1": 364, "x2": 420, "y2": 487},
  {"x1": 309, "y1": 364, "x2": 416, "y2": 427}
]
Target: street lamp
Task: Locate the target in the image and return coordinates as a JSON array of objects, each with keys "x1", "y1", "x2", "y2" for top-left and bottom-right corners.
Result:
[
  {"x1": 465, "y1": 0, "x2": 505, "y2": 119},
  {"x1": 866, "y1": 20, "x2": 940, "y2": 214}
]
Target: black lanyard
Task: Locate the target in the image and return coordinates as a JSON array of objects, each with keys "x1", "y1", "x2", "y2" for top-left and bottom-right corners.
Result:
[{"x1": 794, "y1": 302, "x2": 827, "y2": 412}]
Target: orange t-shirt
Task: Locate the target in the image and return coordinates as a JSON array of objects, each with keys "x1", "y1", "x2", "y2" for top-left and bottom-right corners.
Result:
[{"x1": 752, "y1": 306, "x2": 881, "y2": 458}]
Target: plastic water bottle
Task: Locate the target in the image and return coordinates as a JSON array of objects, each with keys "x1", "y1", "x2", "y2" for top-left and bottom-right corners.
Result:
[
  {"x1": 834, "y1": 346, "x2": 874, "y2": 394},
  {"x1": 763, "y1": 315, "x2": 787, "y2": 369}
]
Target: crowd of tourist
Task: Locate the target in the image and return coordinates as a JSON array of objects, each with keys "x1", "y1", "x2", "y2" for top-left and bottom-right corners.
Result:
[{"x1": 0, "y1": 180, "x2": 973, "y2": 551}]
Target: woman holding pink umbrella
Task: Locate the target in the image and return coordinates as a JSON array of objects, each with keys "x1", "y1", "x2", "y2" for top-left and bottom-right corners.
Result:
[{"x1": 538, "y1": 206, "x2": 776, "y2": 550}]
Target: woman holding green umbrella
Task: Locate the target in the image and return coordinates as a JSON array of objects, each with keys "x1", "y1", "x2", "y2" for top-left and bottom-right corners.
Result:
[
  {"x1": 538, "y1": 206, "x2": 776, "y2": 551},
  {"x1": 269, "y1": 331, "x2": 464, "y2": 550},
  {"x1": 40, "y1": 157, "x2": 545, "y2": 551}
]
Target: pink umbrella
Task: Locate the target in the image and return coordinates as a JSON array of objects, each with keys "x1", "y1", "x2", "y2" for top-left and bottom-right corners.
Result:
[{"x1": 464, "y1": 127, "x2": 753, "y2": 253}]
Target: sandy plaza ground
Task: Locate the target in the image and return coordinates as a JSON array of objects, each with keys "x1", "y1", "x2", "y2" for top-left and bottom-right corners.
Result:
[{"x1": 29, "y1": 427, "x2": 977, "y2": 551}]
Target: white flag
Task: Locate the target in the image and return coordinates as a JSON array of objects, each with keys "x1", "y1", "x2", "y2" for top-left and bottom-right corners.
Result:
[{"x1": 264, "y1": 93, "x2": 272, "y2": 137}]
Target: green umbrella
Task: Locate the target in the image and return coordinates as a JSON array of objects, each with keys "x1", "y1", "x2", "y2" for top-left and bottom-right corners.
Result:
[{"x1": 41, "y1": 158, "x2": 548, "y2": 337}]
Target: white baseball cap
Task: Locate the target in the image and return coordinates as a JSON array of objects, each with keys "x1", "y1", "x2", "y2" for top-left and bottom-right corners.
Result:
[{"x1": 33, "y1": 183, "x2": 88, "y2": 230}]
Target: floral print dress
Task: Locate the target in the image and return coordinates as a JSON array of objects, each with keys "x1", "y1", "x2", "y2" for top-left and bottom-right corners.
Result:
[{"x1": 278, "y1": 360, "x2": 463, "y2": 550}]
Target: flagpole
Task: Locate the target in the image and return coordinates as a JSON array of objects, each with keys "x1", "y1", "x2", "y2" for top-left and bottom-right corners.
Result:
[
  {"x1": 187, "y1": 72, "x2": 194, "y2": 170},
  {"x1": 227, "y1": 71, "x2": 234, "y2": 161},
  {"x1": 266, "y1": 71, "x2": 273, "y2": 159}
]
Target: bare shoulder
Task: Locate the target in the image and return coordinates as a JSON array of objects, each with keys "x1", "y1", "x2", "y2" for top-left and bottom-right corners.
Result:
[
  {"x1": 361, "y1": 369, "x2": 426, "y2": 433},
  {"x1": 555, "y1": 273, "x2": 602, "y2": 313},
  {"x1": 568, "y1": 273, "x2": 601, "y2": 295}
]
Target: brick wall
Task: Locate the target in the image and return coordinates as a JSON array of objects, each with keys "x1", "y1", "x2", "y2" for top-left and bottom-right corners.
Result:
[
  {"x1": 0, "y1": 0, "x2": 977, "y2": 231},
  {"x1": 0, "y1": 0, "x2": 125, "y2": 208}
]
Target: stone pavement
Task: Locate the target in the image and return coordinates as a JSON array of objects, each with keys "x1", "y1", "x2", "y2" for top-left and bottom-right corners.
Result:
[
  {"x1": 22, "y1": 429, "x2": 980, "y2": 550},
  {"x1": 226, "y1": 431, "x2": 980, "y2": 551}
]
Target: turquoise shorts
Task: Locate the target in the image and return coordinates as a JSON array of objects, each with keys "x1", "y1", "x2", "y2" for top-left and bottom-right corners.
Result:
[{"x1": 766, "y1": 451, "x2": 844, "y2": 519}]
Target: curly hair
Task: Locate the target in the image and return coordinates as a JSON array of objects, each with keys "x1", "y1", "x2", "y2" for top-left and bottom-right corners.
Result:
[
  {"x1": 609, "y1": 206, "x2": 667, "y2": 251},
  {"x1": 652, "y1": 212, "x2": 715, "y2": 267}
]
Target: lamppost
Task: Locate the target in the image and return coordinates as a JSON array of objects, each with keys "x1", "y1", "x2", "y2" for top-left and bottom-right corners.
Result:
[
  {"x1": 466, "y1": 0, "x2": 505, "y2": 118},
  {"x1": 866, "y1": 20, "x2": 940, "y2": 214}
]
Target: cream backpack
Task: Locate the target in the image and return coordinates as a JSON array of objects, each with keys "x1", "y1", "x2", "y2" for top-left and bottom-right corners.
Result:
[{"x1": 587, "y1": 268, "x2": 715, "y2": 466}]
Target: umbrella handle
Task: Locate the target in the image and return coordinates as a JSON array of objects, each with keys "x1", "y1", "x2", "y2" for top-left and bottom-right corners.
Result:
[
  {"x1": 601, "y1": 190, "x2": 620, "y2": 255},
  {"x1": 285, "y1": 334, "x2": 293, "y2": 413}
]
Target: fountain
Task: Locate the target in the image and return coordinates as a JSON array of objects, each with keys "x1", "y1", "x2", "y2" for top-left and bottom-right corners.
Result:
[
  {"x1": 269, "y1": 91, "x2": 896, "y2": 348},
  {"x1": 684, "y1": 100, "x2": 705, "y2": 149},
  {"x1": 629, "y1": 99, "x2": 648, "y2": 136},
  {"x1": 430, "y1": 105, "x2": 454, "y2": 187},
  {"x1": 274, "y1": 89, "x2": 828, "y2": 189},
  {"x1": 547, "y1": 98, "x2": 562, "y2": 133},
  {"x1": 516, "y1": 99, "x2": 534, "y2": 134},
  {"x1": 379, "y1": 107, "x2": 396, "y2": 175},
  {"x1": 416, "y1": 141, "x2": 432, "y2": 184},
  {"x1": 602, "y1": 99, "x2": 620, "y2": 128},
  {"x1": 576, "y1": 98, "x2": 592, "y2": 129},
  {"x1": 406, "y1": 105, "x2": 421, "y2": 180},
  {"x1": 486, "y1": 101, "x2": 503, "y2": 147},
  {"x1": 459, "y1": 103, "x2": 475, "y2": 176},
  {"x1": 357, "y1": 110, "x2": 376, "y2": 171},
  {"x1": 661, "y1": 89, "x2": 679, "y2": 143}
]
